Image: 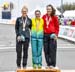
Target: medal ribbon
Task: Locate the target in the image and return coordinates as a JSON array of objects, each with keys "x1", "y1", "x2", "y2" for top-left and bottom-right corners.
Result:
[
  {"x1": 46, "y1": 16, "x2": 51, "y2": 28},
  {"x1": 35, "y1": 19, "x2": 41, "y2": 32},
  {"x1": 22, "y1": 17, "x2": 27, "y2": 31}
]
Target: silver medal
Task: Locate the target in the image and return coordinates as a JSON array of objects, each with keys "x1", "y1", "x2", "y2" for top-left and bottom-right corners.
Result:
[{"x1": 23, "y1": 28, "x2": 25, "y2": 31}]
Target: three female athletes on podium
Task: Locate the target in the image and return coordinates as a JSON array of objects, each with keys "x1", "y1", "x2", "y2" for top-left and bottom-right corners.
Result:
[{"x1": 15, "y1": 4, "x2": 59, "y2": 69}]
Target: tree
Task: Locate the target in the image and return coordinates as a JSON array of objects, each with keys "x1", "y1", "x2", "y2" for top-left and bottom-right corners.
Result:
[{"x1": 57, "y1": 3, "x2": 75, "y2": 12}]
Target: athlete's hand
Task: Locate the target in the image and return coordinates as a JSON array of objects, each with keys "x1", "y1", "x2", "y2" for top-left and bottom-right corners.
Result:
[
  {"x1": 17, "y1": 36, "x2": 21, "y2": 42},
  {"x1": 54, "y1": 35, "x2": 57, "y2": 40}
]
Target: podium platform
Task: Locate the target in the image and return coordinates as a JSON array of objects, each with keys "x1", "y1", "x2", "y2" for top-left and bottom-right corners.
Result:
[{"x1": 16, "y1": 68, "x2": 61, "y2": 72}]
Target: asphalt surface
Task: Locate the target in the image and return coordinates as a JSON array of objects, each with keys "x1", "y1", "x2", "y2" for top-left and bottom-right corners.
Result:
[{"x1": 0, "y1": 24, "x2": 75, "y2": 72}]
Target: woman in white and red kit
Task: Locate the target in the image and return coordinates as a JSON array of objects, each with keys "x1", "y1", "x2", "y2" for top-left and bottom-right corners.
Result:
[{"x1": 42, "y1": 4, "x2": 59, "y2": 69}]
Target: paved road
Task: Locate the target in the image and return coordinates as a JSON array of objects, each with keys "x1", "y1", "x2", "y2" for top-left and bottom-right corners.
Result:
[
  {"x1": 0, "y1": 24, "x2": 75, "y2": 72},
  {"x1": 0, "y1": 24, "x2": 15, "y2": 47}
]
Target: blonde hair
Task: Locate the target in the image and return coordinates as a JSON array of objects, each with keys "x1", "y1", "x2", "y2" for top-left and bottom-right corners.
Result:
[{"x1": 21, "y1": 6, "x2": 28, "y2": 12}]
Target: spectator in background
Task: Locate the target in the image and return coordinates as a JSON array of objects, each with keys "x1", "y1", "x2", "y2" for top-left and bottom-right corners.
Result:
[
  {"x1": 67, "y1": 19, "x2": 72, "y2": 26},
  {"x1": 64, "y1": 19, "x2": 67, "y2": 25},
  {"x1": 71, "y1": 18, "x2": 75, "y2": 26}
]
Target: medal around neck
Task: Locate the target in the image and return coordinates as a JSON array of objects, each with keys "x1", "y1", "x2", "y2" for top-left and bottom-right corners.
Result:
[
  {"x1": 23, "y1": 28, "x2": 25, "y2": 31},
  {"x1": 46, "y1": 16, "x2": 51, "y2": 28},
  {"x1": 22, "y1": 17, "x2": 27, "y2": 31}
]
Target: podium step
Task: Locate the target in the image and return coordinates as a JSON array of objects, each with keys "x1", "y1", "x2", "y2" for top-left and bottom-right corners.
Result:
[{"x1": 16, "y1": 69, "x2": 61, "y2": 72}]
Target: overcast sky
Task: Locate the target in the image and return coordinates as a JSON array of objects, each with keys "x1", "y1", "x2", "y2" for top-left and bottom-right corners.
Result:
[
  {"x1": 0, "y1": 0, "x2": 75, "y2": 11},
  {"x1": 0, "y1": 0, "x2": 75, "y2": 7},
  {"x1": 0, "y1": 0, "x2": 75, "y2": 17}
]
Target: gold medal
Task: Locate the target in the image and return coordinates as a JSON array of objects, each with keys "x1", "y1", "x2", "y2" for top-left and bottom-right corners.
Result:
[{"x1": 35, "y1": 19, "x2": 40, "y2": 32}]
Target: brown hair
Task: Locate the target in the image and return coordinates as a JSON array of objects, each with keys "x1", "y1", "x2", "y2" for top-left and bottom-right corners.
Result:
[
  {"x1": 35, "y1": 10, "x2": 41, "y2": 14},
  {"x1": 46, "y1": 4, "x2": 56, "y2": 16}
]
